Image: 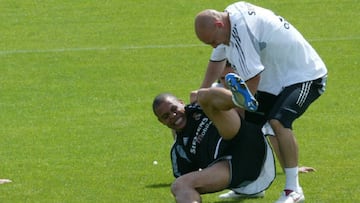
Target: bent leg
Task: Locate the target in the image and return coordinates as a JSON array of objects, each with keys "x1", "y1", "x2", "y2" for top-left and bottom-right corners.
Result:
[
  {"x1": 268, "y1": 136, "x2": 285, "y2": 172},
  {"x1": 270, "y1": 120, "x2": 298, "y2": 168},
  {"x1": 171, "y1": 161, "x2": 230, "y2": 203},
  {"x1": 197, "y1": 88, "x2": 240, "y2": 140}
]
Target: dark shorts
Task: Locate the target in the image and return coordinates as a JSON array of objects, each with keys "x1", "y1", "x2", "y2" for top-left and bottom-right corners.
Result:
[
  {"x1": 218, "y1": 119, "x2": 266, "y2": 188},
  {"x1": 245, "y1": 75, "x2": 327, "y2": 129}
]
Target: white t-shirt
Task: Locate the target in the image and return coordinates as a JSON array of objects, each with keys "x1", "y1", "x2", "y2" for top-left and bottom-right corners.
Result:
[{"x1": 210, "y1": 2, "x2": 327, "y2": 95}]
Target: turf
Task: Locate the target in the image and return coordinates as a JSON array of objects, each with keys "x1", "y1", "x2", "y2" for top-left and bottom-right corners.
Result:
[{"x1": 0, "y1": 0, "x2": 359, "y2": 202}]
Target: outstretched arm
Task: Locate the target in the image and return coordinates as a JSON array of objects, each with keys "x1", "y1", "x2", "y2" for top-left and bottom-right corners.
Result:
[
  {"x1": 200, "y1": 60, "x2": 226, "y2": 88},
  {"x1": 190, "y1": 60, "x2": 227, "y2": 103}
]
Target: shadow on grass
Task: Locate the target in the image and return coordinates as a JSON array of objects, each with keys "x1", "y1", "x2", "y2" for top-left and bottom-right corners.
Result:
[
  {"x1": 146, "y1": 182, "x2": 172, "y2": 189},
  {"x1": 276, "y1": 171, "x2": 284, "y2": 176},
  {"x1": 213, "y1": 198, "x2": 261, "y2": 203}
]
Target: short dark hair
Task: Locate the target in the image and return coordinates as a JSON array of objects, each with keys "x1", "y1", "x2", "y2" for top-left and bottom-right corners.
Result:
[{"x1": 152, "y1": 93, "x2": 177, "y2": 116}]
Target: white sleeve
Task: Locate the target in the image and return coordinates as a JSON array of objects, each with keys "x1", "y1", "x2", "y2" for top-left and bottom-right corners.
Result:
[{"x1": 210, "y1": 45, "x2": 227, "y2": 62}]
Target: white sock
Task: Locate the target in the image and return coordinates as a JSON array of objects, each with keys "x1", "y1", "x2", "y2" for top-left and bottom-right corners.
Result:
[{"x1": 284, "y1": 167, "x2": 301, "y2": 192}]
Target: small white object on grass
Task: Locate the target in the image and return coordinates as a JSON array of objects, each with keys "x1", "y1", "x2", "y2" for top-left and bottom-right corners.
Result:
[
  {"x1": 0, "y1": 179, "x2": 12, "y2": 184},
  {"x1": 153, "y1": 160, "x2": 158, "y2": 165}
]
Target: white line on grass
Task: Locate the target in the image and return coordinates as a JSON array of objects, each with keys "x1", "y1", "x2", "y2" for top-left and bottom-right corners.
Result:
[
  {"x1": 0, "y1": 36, "x2": 359, "y2": 56},
  {"x1": 309, "y1": 36, "x2": 360, "y2": 42},
  {"x1": 0, "y1": 44, "x2": 206, "y2": 55}
]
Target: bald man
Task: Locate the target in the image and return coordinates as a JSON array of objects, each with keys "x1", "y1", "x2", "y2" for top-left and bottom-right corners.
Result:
[{"x1": 194, "y1": 2, "x2": 327, "y2": 203}]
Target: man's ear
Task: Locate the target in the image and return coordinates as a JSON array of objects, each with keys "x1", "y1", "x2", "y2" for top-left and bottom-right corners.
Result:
[{"x1": 214, "y1": 20, "x2": 224, "y2": 27}]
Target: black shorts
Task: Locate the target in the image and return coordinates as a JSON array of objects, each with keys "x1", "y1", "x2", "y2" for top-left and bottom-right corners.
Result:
[
  {"x1": 245, "y1": 75, "x2": 327, "y2": 129},
  {"x1": 224, "y1": 119, "x2": 266, "y2": 188}
]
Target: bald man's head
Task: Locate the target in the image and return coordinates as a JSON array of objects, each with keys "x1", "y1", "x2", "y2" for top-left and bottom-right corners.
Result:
[
  {"x1": 194, "y1": 10, "x2": 218, "y2": 42},
  {"x1": 194, "y1": 9, "x2": 230, "y2": 47}
]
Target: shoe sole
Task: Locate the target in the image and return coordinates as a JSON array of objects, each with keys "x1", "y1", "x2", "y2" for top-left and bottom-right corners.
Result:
[
  {"x1": 225, "y1": 73, "x2": 258, "y2": 112},
  {"x1": 219, "y1": 191, "x2": 265, "y2": 199}
]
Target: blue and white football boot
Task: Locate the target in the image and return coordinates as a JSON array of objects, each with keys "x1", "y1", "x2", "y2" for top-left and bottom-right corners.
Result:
[{"x1": 225, "y1": 73, "x2": 258, "y2": 112}]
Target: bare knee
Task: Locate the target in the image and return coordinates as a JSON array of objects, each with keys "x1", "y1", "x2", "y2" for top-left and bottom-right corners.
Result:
[
  {"x1": 197, "y1": 88, "x2": 211, "y2": 107},
  {"x1": 269, "y1": 119, "x2": 283, "y2": 132},
  {"x1": 170, "y1": 178, "x2": 182, "y2": 196},
  {"x1": 171, "y1": 177, "x2": 200, "y2": 202},
  {"x1": 269, "y1": 119, "x2": 294, "y2": 139},
  {"x1": 171, "y1": 177, "x2": 191, "y2": 196}
]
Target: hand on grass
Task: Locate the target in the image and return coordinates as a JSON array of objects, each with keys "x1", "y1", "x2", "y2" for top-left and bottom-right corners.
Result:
[{"x1": 299, "y1": 166, "x2": 316, "y2": 173}]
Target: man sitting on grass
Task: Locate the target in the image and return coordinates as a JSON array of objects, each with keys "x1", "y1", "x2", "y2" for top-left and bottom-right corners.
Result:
[{"x1": 152, "y1": 78, "x2": 275, "y2": 203}]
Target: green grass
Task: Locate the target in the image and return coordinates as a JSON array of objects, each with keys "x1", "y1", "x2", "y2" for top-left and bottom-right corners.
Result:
[{"x1": 0, "y1": 0, "x2": 359, "y2": 202}]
